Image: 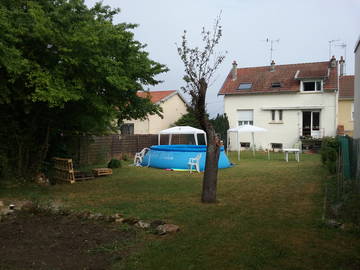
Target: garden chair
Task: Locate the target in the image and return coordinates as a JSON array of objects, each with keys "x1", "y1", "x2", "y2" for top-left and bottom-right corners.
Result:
[
  {"x1": 188, "y1": 154, "x2": 201, "y2": 173},
  {"x1": 134, "y1": 148, "x2": 149, "y2": 166}
]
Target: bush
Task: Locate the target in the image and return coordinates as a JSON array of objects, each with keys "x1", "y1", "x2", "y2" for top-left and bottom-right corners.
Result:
[
  {"x1": 107, "y1": 158, "x2": 121, "y2": 169},
  {"x1": 320, "y1": 137, "x2": 339, "y2": 174}
]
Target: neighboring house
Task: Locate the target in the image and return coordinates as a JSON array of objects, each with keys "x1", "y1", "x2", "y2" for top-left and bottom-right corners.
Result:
[
  {"x1": 338, "y1": 73, "x2": 354, "y2": 136},
  {"x1": 219, "y1": 58, "x2": 339, "y2": 150},
  {"x1": 121, "y1": 90, "x2": 188, "y2": 134}
]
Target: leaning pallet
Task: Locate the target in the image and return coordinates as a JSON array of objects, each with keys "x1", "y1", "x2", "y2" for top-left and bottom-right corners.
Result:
[
  {"x1": 92, "y1": 168, "x2": 113, "y2": 177},
  {"x1": 53, "y1": 157, "x2": 76, "y2": 184}
]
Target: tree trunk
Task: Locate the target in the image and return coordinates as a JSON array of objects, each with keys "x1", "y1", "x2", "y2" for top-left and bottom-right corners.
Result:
[
  {"x1": 196, "y1": 78, "x2": 221, "y2": 203},
  {"x1": 202, "y1": 128, "x2": 220, "y2": 203}
]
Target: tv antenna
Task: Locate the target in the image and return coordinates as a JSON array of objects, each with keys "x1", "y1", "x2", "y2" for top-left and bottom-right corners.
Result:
[
  {"x1": 328, "y1": 39, "x2": 340, "y2": 59},
  {"x1": 336, "y1": 42, "x2": 347, "y2": 74},
  {"x1": 263, "y1": 38, "x2": 280, "y2": 64}
]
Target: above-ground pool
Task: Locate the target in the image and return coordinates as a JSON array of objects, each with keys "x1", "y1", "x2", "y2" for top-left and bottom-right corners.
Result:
[{"x1": 141, "y1": 145, "x2": 232, "y2": 171}]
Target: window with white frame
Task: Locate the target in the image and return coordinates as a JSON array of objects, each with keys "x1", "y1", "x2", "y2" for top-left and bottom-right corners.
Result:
[
  {"x1": 301, "y1": 80, "x2": 323, "y2": 92},
  {"x1": 238, "y1": 110, "x2": 253, "y2": 126},
  {"x1": 270, "y1": 110, "x2": 283, "y2": 122},
  {"x1": 351, "y1": 102, "x2": 354, "y2": 121}
]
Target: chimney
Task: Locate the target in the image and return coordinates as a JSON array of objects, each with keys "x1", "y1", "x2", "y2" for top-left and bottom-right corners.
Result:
[
  {"x1": 231, "y1": 61, "x2": 237, "y2": 81},
  {"x1": 270, "y1": 60, "x2": 275, "y2": 71},
  {"x1": 330, "y1": 55, "x2": 337, "y2": 68},
  {"x1": 339, "y1": 56, "x2": 345, "y2": 76}
]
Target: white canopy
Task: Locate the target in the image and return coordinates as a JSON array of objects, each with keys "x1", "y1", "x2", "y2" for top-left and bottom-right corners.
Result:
[
  {"x1": 158, "y1": 126, "x2": 207, "y2": 145},
  {"x1": 227, "y1": 125, "x2": 267, "y2": 160}
]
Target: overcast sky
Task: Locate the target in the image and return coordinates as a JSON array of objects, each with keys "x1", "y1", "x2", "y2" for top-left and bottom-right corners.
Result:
[{"x1": 85, "y1": 0, "x2": 360, "y2": 117}]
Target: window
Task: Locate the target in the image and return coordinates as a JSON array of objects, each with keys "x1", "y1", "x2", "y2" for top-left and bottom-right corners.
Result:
[
  {"x1": 351, "y1": 102, "x2": 354, "y2": 120},
  {"x1": 271, "y1": 143, "x2": 283, "y2": 150},
  {"x1": 238, "y1": 110, "x2": 253, "y2": 126},
  {"x1": 270, "y1": 110, "x2": 283, "y2": 123},
  {"x1": 237, "y1": 83, "x2": 252, "y2": 90},
  {"x1": 271, "y1": 82, "x2": 281, "y2": 88},
  {"x1": 271, "y1": 110, "x2": 275, "y2": 121},
  {"x1": 240, "y1": 142, "x2": 250, "y2": 148},
  {"x1": 302, "y1": 80, "x2": 322, "y2": 92},
  {"x1": 120, "y1": 123, "x2": 134, "y2": 135}
]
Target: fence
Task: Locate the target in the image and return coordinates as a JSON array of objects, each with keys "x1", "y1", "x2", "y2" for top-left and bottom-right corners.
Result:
[
  {"x1": 338, "y1": 136, "x2": 360, "y2": 193},
  {"x1": 69, "y1": 134, "x2": 190, "y2": 167}
]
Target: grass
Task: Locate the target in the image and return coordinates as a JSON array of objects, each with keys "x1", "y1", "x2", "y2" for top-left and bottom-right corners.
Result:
[{"x1": 1, "y1": 151, "x2": 360, "y2": 270}]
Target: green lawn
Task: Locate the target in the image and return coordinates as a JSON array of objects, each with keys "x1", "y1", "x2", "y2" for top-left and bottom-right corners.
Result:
[{"x1": 1, "y1": 151, "x2": 360, "y2": 270}]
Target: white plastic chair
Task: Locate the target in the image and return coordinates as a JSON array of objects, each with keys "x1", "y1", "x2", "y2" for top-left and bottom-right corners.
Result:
[
  {"x1": 134, "y1": 148, "x2": 149, "y2": 166},
  {"x1": 188, "y1": 154, "x2": 201, "y2": 173}
]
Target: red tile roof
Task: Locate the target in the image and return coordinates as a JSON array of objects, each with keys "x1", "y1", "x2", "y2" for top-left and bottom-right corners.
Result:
[
  {"x1": 137, "y1": 90, "x2": 177, "y2": 103},
  {"x1": 339, "y1": 75, "x2": 354, "y2": 99},
  {"x1": 218, "y1": 61, "x2": 338, "y2": 95}
]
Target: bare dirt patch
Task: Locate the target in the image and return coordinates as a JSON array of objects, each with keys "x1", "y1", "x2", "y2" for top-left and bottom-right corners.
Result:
[{"x1": 0, "y1": 211, "x2": 136, "y2": 270}]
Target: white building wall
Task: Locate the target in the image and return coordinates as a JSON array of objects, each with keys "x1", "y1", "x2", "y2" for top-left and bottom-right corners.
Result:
[
  {"x1": 224, "y1": 92, "x2": 337, "y2": 150},
  {"x1": 123, "y1": 94, "x2": 187, "y2": 134}
]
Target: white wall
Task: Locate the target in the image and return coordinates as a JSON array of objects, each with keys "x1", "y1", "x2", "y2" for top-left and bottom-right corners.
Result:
[
  {"x1": 224, "y1": 92, "x2": 337, "y2": 150},
  {"x1": 123, "y1": 94, "x2": 187, "y2": 134}
]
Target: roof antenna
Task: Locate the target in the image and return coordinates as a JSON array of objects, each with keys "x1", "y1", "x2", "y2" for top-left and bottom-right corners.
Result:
[
  {"x1": 263, "y1": 38, "x2": 280, "y2": 64},
  {"x1": 328, "y1": 39, "x2": 340, "y2": 59},
  {"x1": 335, "y1": 43, "x2": 347, "y2": 74}
]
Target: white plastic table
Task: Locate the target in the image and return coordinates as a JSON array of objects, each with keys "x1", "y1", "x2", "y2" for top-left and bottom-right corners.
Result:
[{"x1": 283, "y1": 148, "x2": 300, "y2": 162}]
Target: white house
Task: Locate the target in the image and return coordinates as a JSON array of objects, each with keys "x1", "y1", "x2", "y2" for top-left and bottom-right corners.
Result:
[
  {"x1": 218, "y1": 58, "x2": 339, "y2": 150},
  {"x1": 121, "y1": 90, "x2": 188, "y2": 134}
]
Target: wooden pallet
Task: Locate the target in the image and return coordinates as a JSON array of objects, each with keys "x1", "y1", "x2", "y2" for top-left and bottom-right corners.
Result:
[
  {"x1": 92, "y1": 168, "x2": 113, "y2": 177},
  {"x1": 53, "y1": 157, "x2": 76, "y2": 184}
]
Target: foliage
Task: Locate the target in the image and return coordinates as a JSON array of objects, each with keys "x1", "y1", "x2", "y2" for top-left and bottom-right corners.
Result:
[
  {"x1": 0, "y1": 0, "x2": 167, "y2": 179},
  {"x1": 210, "y1": 113, "x2": 229, "y2": 145},
  {"x1": 177, "y1": 15, "x2": 226, "y2": 203},
  {"x1": 107, "y1": 158, "x2": 121, "y2": 169},
  {"x1": 320, "y1": 137, "x2": 339, "y2": 174},
  {"x1": 173, "y1": 107, "x2": 202, "y2": 128}
]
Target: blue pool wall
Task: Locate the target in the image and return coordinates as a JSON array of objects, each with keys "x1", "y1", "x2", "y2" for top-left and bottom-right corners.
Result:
[{"x1": 141, "y1": 145, "x2": 231, "y2": 171}]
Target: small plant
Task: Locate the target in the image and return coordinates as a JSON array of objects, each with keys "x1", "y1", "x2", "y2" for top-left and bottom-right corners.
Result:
[
  {"x1": 107, "y1": 158, "x2": 121, "y2": 169},
  {"x1": 122, "y1": 154, "x2": 129, "y2": 161}
]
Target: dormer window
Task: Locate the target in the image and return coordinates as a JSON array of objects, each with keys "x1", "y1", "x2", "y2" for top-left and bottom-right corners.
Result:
[
  {"x1": 271, "y1": 82, "x2": 281, "y2": 88},
  {"x1": 301, "y1": 80, "x2": 323, "y2": 92},
  {"x1": 237, "y1": 83, "x2": 252, "y2": 90}
]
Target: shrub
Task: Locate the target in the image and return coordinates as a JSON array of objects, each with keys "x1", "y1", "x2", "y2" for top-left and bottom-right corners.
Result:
[
  {"x1": 122, "y1": 154, "x2": 129, "y2": 161},
  {"x1": 320, "y1": 137, "x2": 339, "y2": 174},
  {"x1": 107, "y1": 158, "x2": 121, "y2": 169}
]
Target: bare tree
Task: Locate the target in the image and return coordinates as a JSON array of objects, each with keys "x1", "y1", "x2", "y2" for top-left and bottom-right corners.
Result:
[{"x1": 177, "y1": 16, "x2": 226, "y2": 203}]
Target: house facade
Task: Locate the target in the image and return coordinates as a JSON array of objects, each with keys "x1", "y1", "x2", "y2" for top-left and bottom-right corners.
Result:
[
  {"x1": 121, "y1": 90, "x2": 188, "y2": 134},
  {"x1": 219, "y1": 58, "x2": 338, "y2": 150},
  {"x1": 338, "y1": 74, "x2": 354, "y2": 136}
]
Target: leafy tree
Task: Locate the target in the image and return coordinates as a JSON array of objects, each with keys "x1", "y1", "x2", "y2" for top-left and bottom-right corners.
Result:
[
  {"x1": 210, "y1": 113, "x2": 229, "y2": 147},
  {"x1": 173, "y1": 107, "x2": 201, "y2": 129},
  {"x1": 0, "y1": 0, "x2": 167, "y2": 179},
  {"x1": 177, "y1": 16, "x2": 226, "y2": 203}
]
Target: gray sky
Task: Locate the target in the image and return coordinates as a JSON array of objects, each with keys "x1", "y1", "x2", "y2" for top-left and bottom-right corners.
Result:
[{"x1": 85, "y1": 0, "x2": 360, "y2": 117}]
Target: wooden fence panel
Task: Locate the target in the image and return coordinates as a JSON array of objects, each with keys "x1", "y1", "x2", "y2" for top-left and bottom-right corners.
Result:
[{"x1": 73, "y1": 134, "x2": 193, "y2": 166}]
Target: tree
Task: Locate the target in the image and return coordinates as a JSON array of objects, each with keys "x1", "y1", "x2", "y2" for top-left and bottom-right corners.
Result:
[
  {"x1": 210, "y1": 113, "x2": 230, "y2": 148},
  {"x1": 177, "y1": 16, "x2": 226, "y2": 203},
  {"x1": 0, "y1": 0, "x2": 167, "y2": 179},
  {"x1": 173, "y1": 107, "x2": 202, "y2": 129}
]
